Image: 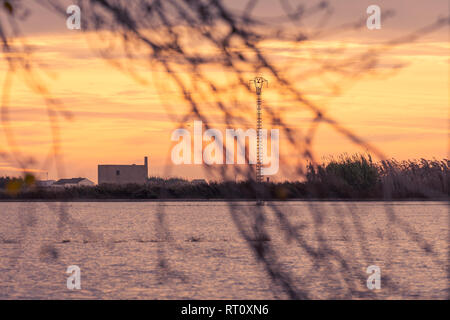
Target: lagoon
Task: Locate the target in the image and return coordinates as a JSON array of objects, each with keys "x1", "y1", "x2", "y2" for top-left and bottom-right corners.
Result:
[{"x1": 0, "y1": 201, "x2": 447, "y2": 299}]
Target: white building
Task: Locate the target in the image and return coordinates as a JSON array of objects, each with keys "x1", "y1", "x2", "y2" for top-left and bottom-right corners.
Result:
[
  {"x1": 36, "y1": 180, "x2": 56, "y2": 187},
  {"x1": 53, "y1": 178, "x2": 95, "y2": 188}
]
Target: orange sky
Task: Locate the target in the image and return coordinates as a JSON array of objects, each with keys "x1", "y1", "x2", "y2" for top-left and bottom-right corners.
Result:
[{"x1": 0, "y1": 1, "x2": 448, "y2": 182}]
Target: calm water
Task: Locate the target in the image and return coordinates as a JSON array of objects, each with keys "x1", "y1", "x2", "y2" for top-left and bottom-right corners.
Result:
[{"x1": 0, "y1": 201, "x2": 448, "y2": 299}]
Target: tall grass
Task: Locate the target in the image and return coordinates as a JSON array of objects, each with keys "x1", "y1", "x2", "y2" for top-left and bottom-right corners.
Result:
[
  {"x1": 306, "y1": 154, "x2": 448, "y2": 199},
  {"x1": 306, "y1": 154, "x2": 379, "y2": 198},
  {"x1": 378, "y1": 158, "x2": 449, "y2": 198}
]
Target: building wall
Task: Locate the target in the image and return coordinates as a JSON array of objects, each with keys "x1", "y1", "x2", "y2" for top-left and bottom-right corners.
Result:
[
  {"x1": 98, "y1": 165, "x2": 148, "y2": 185},
  {"x1": 98, "y1": 160, "x2": 149, "y2": 185},
  {"x1": 98, "y1": 157, "x2": 148, "y2": 185}
]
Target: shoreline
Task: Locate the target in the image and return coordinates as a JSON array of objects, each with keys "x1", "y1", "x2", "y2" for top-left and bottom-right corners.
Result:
[{"x1": 0, "y1": 198, "x2": 447, "y2": 203}]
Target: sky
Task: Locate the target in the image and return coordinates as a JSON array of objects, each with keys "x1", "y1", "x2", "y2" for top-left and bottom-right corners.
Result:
[{"x1": 0, "y1": 0, "x2": 448, "y2": 182}]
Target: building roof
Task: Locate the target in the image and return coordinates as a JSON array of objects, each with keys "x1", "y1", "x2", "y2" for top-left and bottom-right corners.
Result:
[{"x1": 54, "y1": 178, "x2": 87, "y2": 185}]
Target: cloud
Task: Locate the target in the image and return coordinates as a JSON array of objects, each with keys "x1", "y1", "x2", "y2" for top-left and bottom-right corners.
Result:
[{"x1": 0, "y1": 166, "x2": 47, "y2": 173}]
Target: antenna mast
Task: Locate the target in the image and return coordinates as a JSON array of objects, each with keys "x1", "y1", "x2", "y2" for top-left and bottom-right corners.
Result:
[{"x1": 250, "y1": 76, "x2": 268, "y2": 183}]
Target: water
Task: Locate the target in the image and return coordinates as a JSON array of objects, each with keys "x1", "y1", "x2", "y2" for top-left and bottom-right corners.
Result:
[{"x1": 0, "y1": 201, "x2": 448, "y2": 299}]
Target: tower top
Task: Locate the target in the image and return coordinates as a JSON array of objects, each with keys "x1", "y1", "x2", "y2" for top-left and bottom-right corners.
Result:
[{"x1": 250, "y1": 76, "x2": 268, "y2": 94}]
